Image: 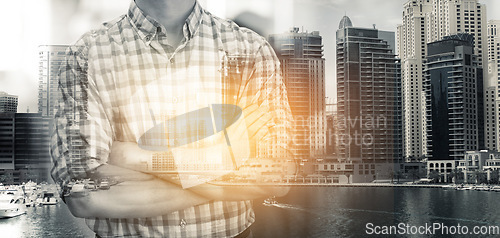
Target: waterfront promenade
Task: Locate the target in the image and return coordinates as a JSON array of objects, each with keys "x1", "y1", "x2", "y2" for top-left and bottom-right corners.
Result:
[
  {"x1": 212, "y1": 181, "x2": 447, "y2": 188},
  {"x1": 274, "y1": 183, "x2": 445, "y2": 188}
]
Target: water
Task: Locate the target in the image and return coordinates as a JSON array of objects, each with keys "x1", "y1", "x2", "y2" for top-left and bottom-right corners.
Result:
[
  {"x1": 0, "y1": 203, "x2": 94, "y2": 238},
  {"x1": 252, "y1": 187, "x2": 500, "y2": 237},
  {"x1": 1, "y1": 187, "x2": 499, "y2": 237}
]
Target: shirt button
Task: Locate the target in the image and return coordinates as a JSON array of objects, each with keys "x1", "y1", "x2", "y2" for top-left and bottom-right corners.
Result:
[
  {"x1": 180, "y1": 219, "x2": 187, "y2": 228},
  {"x1": 145, "y1": 35, "x2": 151, "y2": 41},
  {"x1": 170, "y1": 58, "x2": 175, "y2": 63}
]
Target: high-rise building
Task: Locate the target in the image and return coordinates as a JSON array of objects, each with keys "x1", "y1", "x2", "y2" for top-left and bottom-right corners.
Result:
[
  {"x1": 0, "y1": 113, "x2": 51, "y2": 183},
  {"x1": 488, "y1": 20, "x2": 500, "y2": 150},
  {"x1": 429, "y1": 0, "x2": 488, "y2": 70},
  {"x1": 395, "y1": 59, "x2": 404, "y2": 161},
  {"x1": 398, "y1": 0, "x2": 488, "y2": 159},
  {"x1": 0, "y1": 113, "x2": 15, "y2": 170},
  {"x1": 38, "y1": 45, "x2": 68, "y2": 117},
  {"x1": 325, "y1": 100, "x2": 337, "y2": 156},
  {"x1": 0, "y1": 92, "x2": 18, "y2": 113},
  {"x1": 14, "y1": 113, "x2": 51, "y2": 183},
  {"x1": 488, "y1": 20, "x2": 500, "y2": 63},
  {"x1": 268, "y1": 27, "x2": 326, "y2": 159},
  {"x1": 485, "y1": 86, "x2": 496, "y2": 151},
  {"x1": 39, "y1": 45, "x2": 88, "y2": 179},
  {"x1": 398, "y1": 0, "x2": 433, "y2": 159},
  {"x1": 424, "y1": 34, "x2": 482, "y2": 161},
  {"x1": 336, "y1": 16, "x2": 401, "y2": 164}
]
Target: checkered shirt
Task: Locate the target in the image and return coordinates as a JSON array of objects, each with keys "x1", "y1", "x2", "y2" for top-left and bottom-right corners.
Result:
[{"x1": 50, "y1": 0, "x2": 292, "y2": 237}]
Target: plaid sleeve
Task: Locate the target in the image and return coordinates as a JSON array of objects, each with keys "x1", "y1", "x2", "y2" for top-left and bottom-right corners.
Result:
[{"x1": 50, "y1": 40, "x2": 114, "y2": 192}]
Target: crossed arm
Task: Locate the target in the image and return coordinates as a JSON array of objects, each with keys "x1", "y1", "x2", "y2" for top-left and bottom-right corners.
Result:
[
  {"x1": 65, "y1": 163, "x2": 208, "y2": 218},
  {"x1": 65, "y1": 141, "x2": 290, "y2": 219}
]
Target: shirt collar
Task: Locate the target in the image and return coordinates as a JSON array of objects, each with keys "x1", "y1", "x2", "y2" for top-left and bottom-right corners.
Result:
[{"x1": 127, "y1": 0, "x2": 203, "y2": 45}]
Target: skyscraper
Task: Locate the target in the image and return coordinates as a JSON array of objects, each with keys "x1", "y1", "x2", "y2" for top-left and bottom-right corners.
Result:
[
  {"x1": 488, "y1": 20, "x2": 500, "y2": 63},
  {"x1": 269, "y1": 27, "x2": 326, "y2": 160},
  {"x1": 398, "y1": 0, "x2": 433, "y2": 159},
  {"x1": 39, "y1": 45, "x2": 88, "y2": 178},
  {"x1": 38, "y1": 45, "x2": 68, "y2": 117},
  {"x1": 0, "y1": 91, "x2": 18, "y2": 113},
  {"x1": 488, "y1": 20, "x2": 500, "y2": 150},
  {"x1": 429, "y1": 0, "x2": 488, "y2": 69},
  {"x1": 14, "y1": 113, "x2": 52, "y2": 183},
  {"x1": 484, "y1": 85, "x2": 497, "y2": 151},
  {"x1": 0, "y1": 113, "x2": 15, "y2": 170},
  {"x1": 398, "y1": 0, "x2": 488, "y2": 159},
  {"x1": 424, "y1": 34, "x2": 482, "y2": 161},
  {"x1": 336, "y1": 16, "x2": 401, "y2": 164},
  {"x1": 0, "y1": 113, "x2": 51, "y2": 183}
]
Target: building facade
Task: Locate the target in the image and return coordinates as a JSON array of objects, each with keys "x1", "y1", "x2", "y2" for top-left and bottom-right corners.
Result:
[
  {"x1": 398, "y1": 0, "x2": 488, "y2": 159},
  {"x1": 39, "y1": 45, "x2": 89, "y2": 179},
  {"x1": 395, "y1": 59, "x2": 404, "y2": 162},
  {"x1": 424, "y1": 34, "x2": 482, "y2": 161},
  {"x1": 0, "y1": 113, "x2": 15, "y2": 171},
  {"x1": 484, "y1": 86, "x2": 497, "y2": 151},
  {"x1": 336, "y1": 16, "x2": 401, "y2": 165},
  {"x1": 38, "y1": 45, "x2": 68, "y2": 117},
  {"x1": 315, "y1": 156, "x2": 393, "y2": 184},
  {"x1": 268, "y1": 27, "x2": 326, "y2": 160},
  {"x1": 0, "y1": 91, "x2": 18, "y2": 113},
  {"x1": 428, "y1": 0, "x2": 488, "y2": 70},
  {"x1": 0, "y1": 113, "x2": 51, "y2": 184},
  {"x1": 458, "y1": 150, "x2": 500, "y2": 183},
  {"x1": 13, "y1": 113, "x2": 51, "y2": 183},
  {"x1": 398, "y1": 0, "x2": 433, "y2": 159},
  {"x1": 427, "y1": 159, "x2": 456, "y2": 183},
  {"x1": 488, "y1": 20, "x2": 500, "y2": 150}
]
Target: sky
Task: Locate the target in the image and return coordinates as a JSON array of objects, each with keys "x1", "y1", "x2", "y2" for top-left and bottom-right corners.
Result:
[{"x1": 0, "y1": 0, "x2": 499, "y2": 112}]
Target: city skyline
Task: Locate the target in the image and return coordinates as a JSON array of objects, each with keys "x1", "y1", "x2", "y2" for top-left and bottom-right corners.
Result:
[{"x1": 1, "y1": 0, "x2": 499, "y2": 113}]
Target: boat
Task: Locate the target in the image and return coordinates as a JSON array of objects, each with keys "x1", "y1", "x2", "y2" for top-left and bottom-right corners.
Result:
[
  {"x1": 263, "y1": 196, "x2": 278, "y2": 207},
  {"x1": 70, "y1": 183, "x2": 89, "y2": 197},
  {"x1": 455, "y1": 185, "x2": 466, "y2": 190},
  {"x1": 456, "y1": 185, "x2": 473, "y2": 191},
  {"x1": 22, "y1": 182, "x2": 40, "y2": 207},
  {"x1": 442, "y1": 184, "x2": 456, "y2": 190},
  {"x1": 491, "y1": 186, "x2": 500, "y2": 192},
  {"x1": 99, "y1": 180, "x2": 110, "y2": 190},
  {"x1": 25, "y1": 197, "x2": 37, "y2": 207},
  {"x1": 41, "y1": 192, "x2": 58, "y2": 205},
  {"x1": 474, "y1": 185, "x2": 490, "y2": 191},
  {"x1": 84, "y1": 180, "x2": 98, "y2": 191},
  {"x1": 0, "y1": 195, "x2": 27, "y2": 218}
]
